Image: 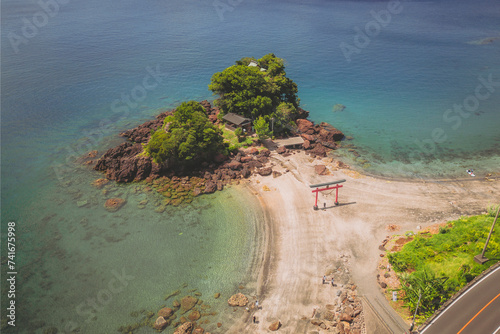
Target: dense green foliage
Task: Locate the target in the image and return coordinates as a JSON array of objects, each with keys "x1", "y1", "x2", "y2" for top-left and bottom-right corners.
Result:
[
  {"x1": 388, "y1": 210, "x2": 500, "y2": 319},
  {"x1": 209, "y1": 54, "x2": 300, "y2": 136},
  {"x1": 253, "y1": 116, "x2": 272, "y2": 140},
  {"x1": 145, "y1": 101, "x2": 224, "y2": 164}
]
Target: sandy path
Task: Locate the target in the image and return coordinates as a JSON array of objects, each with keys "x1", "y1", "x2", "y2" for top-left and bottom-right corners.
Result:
[{"x1": 227, "y1": 151, "x2": 500, "y2": 333}]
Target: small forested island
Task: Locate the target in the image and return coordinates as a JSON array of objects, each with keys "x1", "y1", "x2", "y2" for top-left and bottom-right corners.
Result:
[{"x1": 92, "y1": 54, "x2": 345, "y2": 206}]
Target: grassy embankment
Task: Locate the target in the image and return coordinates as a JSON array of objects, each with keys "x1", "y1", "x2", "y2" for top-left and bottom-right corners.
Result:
[{"x1": 386, "y1": 206, "x2": 500, "y2": 323}]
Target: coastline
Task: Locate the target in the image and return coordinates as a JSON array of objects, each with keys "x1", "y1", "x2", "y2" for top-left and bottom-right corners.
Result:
[{"x1": 226, "y1": 150, "x2": 500, "y2": 333}]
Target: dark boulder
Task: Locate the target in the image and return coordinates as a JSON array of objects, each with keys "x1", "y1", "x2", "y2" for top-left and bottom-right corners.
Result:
[
  {"x1": 296, "y1": 119, "x2": 315, "y2": 134},
  {"x1": 241, "y1": 168, "x2": 251, "y2": 178},
  {"x1": 204, "y1": 181, "x2": 217, "y2": 194},
  {"x1": 310, "y1": 143, "x2": 327, "y2": 157},
  {"x1": 258, "y1": 167, "x2": 272, "y2": 176},
  {"x1": 135, "y1": 156, "x2": 152, "y2": 180},
  {"x1": 318, "y1": 122, "x2": 345, "y2": 142},
  {"x1": 227, "y1": 161, "x2": 242, "y2": 170},
  {"x1": 314, "y1": 165, "x2": 328, "y2": 175}
]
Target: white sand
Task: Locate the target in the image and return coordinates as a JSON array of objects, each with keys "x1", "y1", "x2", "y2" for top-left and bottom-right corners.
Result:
[{"x1": 226, "y1": 150, "x2": 500, "y2": 333}]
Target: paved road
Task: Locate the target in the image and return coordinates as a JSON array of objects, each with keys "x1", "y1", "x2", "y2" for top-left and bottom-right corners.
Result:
[{"x1": 420, "y1": 265, "x2": 500, "y2": 334}]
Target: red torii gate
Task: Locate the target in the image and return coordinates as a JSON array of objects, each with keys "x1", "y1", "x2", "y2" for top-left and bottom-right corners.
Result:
[{"x1": 310, "y1": 179, "x2": 346, "y2": 210}]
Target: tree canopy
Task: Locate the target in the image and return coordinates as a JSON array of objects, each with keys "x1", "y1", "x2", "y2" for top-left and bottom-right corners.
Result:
[
  {"x1": 209, "y1": 54, "x2": 300, "y2": 136},
  {"x1": 145, "y1": 101, "x2": 224, "y2": 165}
]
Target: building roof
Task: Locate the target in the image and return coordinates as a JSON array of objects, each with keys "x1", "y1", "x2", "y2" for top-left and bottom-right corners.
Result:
[
  {"x1": 222, "y1": 113, "x2": 252, "y2": 126},
  {"x1": 275, "y1": 137, "x2": 305, "y2": 148},
  {"x1": 248, "y1": 61, "x2": 258, "y2": 67}
]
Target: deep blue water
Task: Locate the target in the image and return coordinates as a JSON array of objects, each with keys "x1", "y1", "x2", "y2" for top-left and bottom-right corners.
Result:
[{"x1": 1, "y1": 0, "x2": 500, "y2": 332}]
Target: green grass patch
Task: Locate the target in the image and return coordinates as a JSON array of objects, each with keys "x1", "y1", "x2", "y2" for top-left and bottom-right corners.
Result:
[
  {"x1": 387, "y1": 210, "x2": 499, "y2": 322},
  {"x1": 220, "y1": 125, "x2": 256, "y2": 152}
]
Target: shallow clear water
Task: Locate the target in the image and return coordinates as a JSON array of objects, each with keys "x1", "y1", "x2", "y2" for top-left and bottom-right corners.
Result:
[{"x1": 1, "y1": 0, "x2": 499, "y2": 332}]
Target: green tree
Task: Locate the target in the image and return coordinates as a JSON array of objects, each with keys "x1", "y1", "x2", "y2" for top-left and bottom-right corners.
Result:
[
  {"x1": 234, "y1": 127, "x2": 246, "y2": 143},
  {"x1": 254, "y1": 116, "x2": 272, "y2": 140},
  {"x1": 271, "y1": 102, "x2": 299, "y2": 135},
  {"x1": 145, "y1": 101, "x2": 224, "y2": 165},
  {"x1": 209, "y1": 65, "x2": 273, "y2": 119},
  {"x1": 209, "y1": 53, "x2": 299, "y2": 132}
]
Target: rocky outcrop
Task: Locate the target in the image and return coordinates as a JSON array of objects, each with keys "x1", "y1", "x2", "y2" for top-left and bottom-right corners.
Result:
[
  {"x1": 310, "y1": 143, "x2": 327, "y2": 157},
  {"x1": 228, "y1": 293, "x2": 248, "y2": 307},
  {"x1": 318, "y1": 122, "x2": 345, "y2": 142},
  {"x1": 120, "y1": 111, "x2": 171, "y2": 143},
  {"x1": 295, "y1": 119, "x2": 345, "y2": 157},
  {"x1": 91, "y1": 100, "x2": 346, "y2": 206},
  {"x1": 308, "y1": 257, "x2": 364, "y2": 334},
  {"x1": 93, "y1": 142, "x2": 148, "y2": 182},
  {"x1": 297, "y1": 119, "x2": 315, "y2": 134},
  {"x1": 93, "y1": 101, "x2": 275, "y2": 197}
]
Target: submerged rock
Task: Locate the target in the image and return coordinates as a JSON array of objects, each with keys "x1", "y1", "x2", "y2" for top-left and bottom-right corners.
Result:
[
  {"x1": 174, "y1": 322, "x2": 193, "y2": 334},
  {"x1": 77, "y1": 200, "x2": 89, "y2": 208},
  {"x1": 104, "y1": 198, "x2": 126, "y2": 212},
  {"x1": 333, "y1": 104, "x2": 346, "y2": 112},
  {"x1": 180, "y1": 296, "x2": 198, "y2": 313},
  {"x1": 153, "y1": 316, "x2": 169, "y2": 330},
  {"x1": 158, "y1": 307, "x2": 174, "y2": 318},
  {"x1": 228, "y1": 293, "x2": 248, "y2": 307},
  {"x1": 188, "y1": 310, "x2": 201, "y2": 321},
  {"x1": 92, "y1": 178, "x2": 109, "y2": 189}
]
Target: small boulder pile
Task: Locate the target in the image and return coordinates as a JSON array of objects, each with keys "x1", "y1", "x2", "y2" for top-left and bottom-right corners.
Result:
[
  {"x1": 295, "y1": 119, "x2": 345, "y2": 157},
  {"x1": 309, "y1": 283, "x2": 364, "y2": 334}
]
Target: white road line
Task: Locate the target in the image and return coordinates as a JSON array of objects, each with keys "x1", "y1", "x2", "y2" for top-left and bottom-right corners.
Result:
[
  {"x1": 420, "y1": 265, "x2": 500, "y2": 333},
  {"x1": 494, "y1": 324, "x2": 500, "y2": 334}
]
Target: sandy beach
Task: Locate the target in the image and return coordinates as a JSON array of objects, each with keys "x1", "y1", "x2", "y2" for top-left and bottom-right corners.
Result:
[{"x1": 226, "y1": 150, "x2": 500, "y2": 333}]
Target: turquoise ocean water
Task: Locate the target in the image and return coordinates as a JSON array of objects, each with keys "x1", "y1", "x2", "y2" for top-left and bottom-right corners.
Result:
[{"x1": 1, "y1": 0, "x2": 499, "y2": 332}]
